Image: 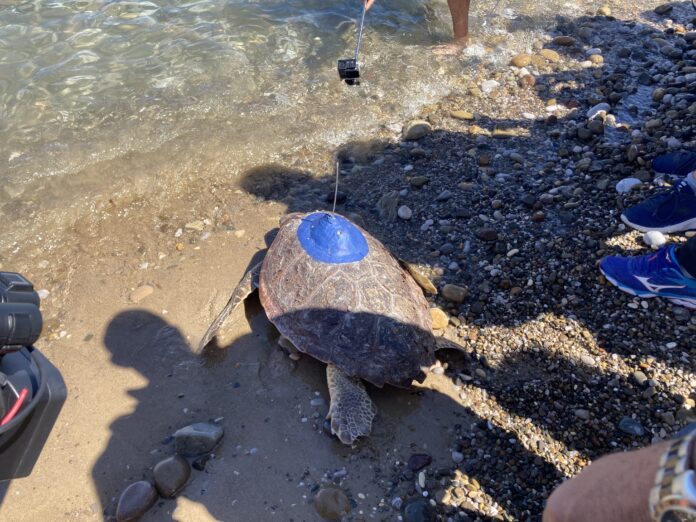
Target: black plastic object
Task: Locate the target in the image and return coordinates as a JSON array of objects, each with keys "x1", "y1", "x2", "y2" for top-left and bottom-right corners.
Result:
[
  {"x1": 337, "y1": 59, "x2": 360, "y2": 85},
  {"x1": 0, "y1": 272, "x2": 42, "y2": 353},
  {"x1": 0, "y1": 346, "x2": 67, "y2": 480}
]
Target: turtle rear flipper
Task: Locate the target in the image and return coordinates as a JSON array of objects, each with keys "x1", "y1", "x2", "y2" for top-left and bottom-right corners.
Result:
[
  {"x1": 326, "y1": 364, "x2": 376, "y2": 445},
  {"x1": 197, "y1": 261, "x2": 262, "y2": 353}
]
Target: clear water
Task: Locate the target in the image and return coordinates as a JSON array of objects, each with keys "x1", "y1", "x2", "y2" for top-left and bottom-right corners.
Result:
[{"x1": 0, "y1": 0, "x2": 580, "y2": 247}]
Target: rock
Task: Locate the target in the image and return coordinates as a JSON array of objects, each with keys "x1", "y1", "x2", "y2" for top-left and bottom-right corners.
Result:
[
  {"x1": 577, "y1": 127, "x2": 593, "y2": 141},
  {"x1": 552, "y1": 36, "x2": 576, "y2": 46},
  {"x1": 519, "y1": 74, "x2": 536, "y2": 88},
  {"x1": 314, "y1": 487, "x2": 351, "y2": 520},
  {"x1": 481, "y1": 80, "x2": 500, "y2": 94},
  {"x1": 632, "y1": 371, "x2": 648, "y2": 387},
  {"x1": 643, "y1": 231, "x2": 667, "y2": 248},
  {"x1": 532, "y1": 211, "x2": 545, "y2": 222},
  {"x1": 129, "y1": 285, "x2": 154, "y2": 303},
  {"x1": 587, "y1": 103, "x2": 611, "y2": 120},
  {"x1": 401, "y1": 261, "x2": 437, "y2": 294},
  {"x1": 475, "y1": 227, "x2": 498, "y2": 242},
  {"x1": 450, "y1": 110, "x2": 474, "y2": 120},
  {"x1": 430, "y1": 308, "x2": 449, "y2": 330},
  {"x1": 398, "y1": 205, "x2": 413, "y2": 220},
  {"x1": 539, "y1": 49, "x2": 560, "y2": 62},
  {"x1": 377, "y1": 191, "x2": 400, "y2": 221},
  {"x1": 442, "y1": 284, "x2": 468, "y2": 303},
  {"x1": 403, "y1": 120, "x2": 432, "y2": 141},
  {"x1": 116, "y1": 481, "x2": 158, "y2": 522},
  {"x1": 659, "y1": 412, "x2": 676, "y2": 426},
  {"x1": 619, "y1": 416, "x2": 645, "y2": 436},
  {"x1": 436, "y1": 190, "x2": 452, "y2": 201},
  {"x1": 510, "y1": 54, "x2": 532, "y2": 67},
  {"x1": 402, "y1": 498, "x2": 436, "y2": 522},
  {"x1": 174, "y1": 422, "x2": 224, "y2": 457},
  {"x1": 451, "y1": 451, "x2": 464, "y2": 463},
  {"x1": 392, "y1": 497, "x2": 403, "y2": 510},
  {"x1": 409, "y1": 176, "x2": 430, "y2": 187},
  {"x1": 597, "y1": 5, "x2": 611, "y2": 15},
  {"x1": 185, "y1": 220, "x2": 205, "y2": 231},
  {"x1": 616, "y1": 178, "x2": 642, "y2": 193},
  {"x1": 666, "y1": 137, "x2": 681, "y2": 149},
  {"x1": 589, "y1": 54, "x2": 604, "y2": 64},
  {"x1": 588, "y1": 119, "x2": 604, "y2": 134},
  {"x1": 654, "y1": 3, "x2": 672, "y2": 14},
  {"x1": 153, "y1": 455, "x2": 190, "y2": 498},
  {"x1": 574, "y1": 409, "x2": 591, "y2": 421},
  {"x1": 408, "y1": 453, "x2": 432, "y2": 472},
  {"x1": 645, "y1": 119, "x2": 663, "y2": 130}
]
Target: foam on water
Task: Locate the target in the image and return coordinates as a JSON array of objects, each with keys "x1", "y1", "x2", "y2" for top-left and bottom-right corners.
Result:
[{"x1": 0, "y1": 0, "x2": 579, "y2": 249}]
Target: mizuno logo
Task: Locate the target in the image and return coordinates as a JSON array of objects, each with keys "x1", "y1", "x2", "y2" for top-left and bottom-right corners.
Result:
[{"x1": 635, "y1": 276, "x2": 686, "y2": 293}]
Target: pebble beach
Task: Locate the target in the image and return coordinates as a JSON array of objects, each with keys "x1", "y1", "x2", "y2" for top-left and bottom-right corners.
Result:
[{"x1": 1, "y1": 0, "x2": 696, "y2": 521}]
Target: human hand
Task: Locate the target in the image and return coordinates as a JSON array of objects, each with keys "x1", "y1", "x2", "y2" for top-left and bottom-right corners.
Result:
[
  {"x1": 364, "y1": 0, "x2": 375, "y2": 10},
  {"x1": 543, "y1": 441, "x2": 673, "y2": 522}
]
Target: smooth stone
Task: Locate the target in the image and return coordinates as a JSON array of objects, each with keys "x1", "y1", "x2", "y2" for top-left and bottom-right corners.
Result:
[
  {"x1": 539, "y1": 49, "x2": 561, "y2": 62},
  {"x1": 409, "y1": 176, "x2": 430, "y2": 187},
  {"x1": 574, "y1": 409, "x2": 591, "y2": 420},
  {"x1": 552, "y1": 36, "x2": 576, "y2": 46},
  {"x1": 314, "y1": 487, "x2": 351, "y2": 520},
  {"x1": 589, "y1": 54, "x2": 604, "y2": 64},
  {"x1": 654, "y1": 3, "x2": 673, "y2": 14},
  {"x1": 616, "y1": 178, "x2": 642, "y2": 194},
  {"x1": 402, "y1": 498, "x2": 436, "y2": 522},
  {"x1": 130, "y1": 285, "x2": 154, "y2": 303},
  {"x1": 450, "y1": 110, "x2": 474, "y2": 120},
  {"x1": 398, "y1": 205, "x2": 413, "y2": 220},
  {"x1": 442, "y1": 284, "x2": 469, "y2": 303},
  {"x1": 587, "y1": 102, "x2": 611, "y2": 120},
  {"x1": 644, "y1": 231, "x2": 667, "y2": 248},
  {"x1": 632, "y1": 371, "x2": 648, "y2": 387},
  {"x1": 401, "y1": 262, "x2": 437, "y2": 294},
  {"x1": 597, "y1": 4, "x2": 611, "y2": 15},
  {"x1": 451, "y1": 451, "x2": 464, "y2": 463},
  {"x1": 475, "y1": 227, "x2": 498, "y2": 242},
  {"x1": 619, "y1": 416, "x2": 645, "y2": 436},
  {"x1": 430, "y1": 308, "x2": 449, "y2": 330},
  {"x1": 153, "y1": 455, "x2": 190, "y2": 498},
  {"x1": 403, "y1": 120, "x2": 432, "y2": 141},
  {"x1": 510, "y1": 54, "x2": 531, "y2": 67},
  {"x1": 481, "y1": 80, "x2": 500, "y2": 94},
  {"x1": 174, "y1": 422, "x2": 223, "y2": 457},
  {"x1": 116, "y1": 481, "x2": 158, "y2": 522},
  {"x1": 408, "y1": 453, "x2": 432, "y2": 472}
]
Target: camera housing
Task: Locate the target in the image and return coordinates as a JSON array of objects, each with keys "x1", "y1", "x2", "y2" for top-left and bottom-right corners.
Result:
[
  {"x1": 337, "y1": 59, "x2": 360, "y2": 85},
  {"x1": 0, "y1": 271, "x2": 66, "y2": 481}
]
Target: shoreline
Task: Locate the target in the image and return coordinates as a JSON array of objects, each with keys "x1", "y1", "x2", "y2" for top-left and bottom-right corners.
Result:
[{"x1": 1, "y1": 2, "x2": 696, "y2": 520}]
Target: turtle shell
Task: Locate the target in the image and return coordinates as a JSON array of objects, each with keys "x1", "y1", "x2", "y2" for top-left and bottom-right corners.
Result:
[{"x1": 259, "y1": 211, "x2": 436, "y2": 388}]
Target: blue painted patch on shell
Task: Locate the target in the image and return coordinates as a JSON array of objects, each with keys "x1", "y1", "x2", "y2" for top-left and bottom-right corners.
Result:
[{"x1": 297, "y1": 212, "x2": 368, "y2": 264}]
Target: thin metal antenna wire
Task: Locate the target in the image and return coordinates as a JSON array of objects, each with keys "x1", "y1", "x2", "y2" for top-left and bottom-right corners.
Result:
[
  {"x1": 354, "y1": 2, "x2": 367, "y2": 61},
  {"x1": 332, "y1": 161, "x2": 340, "y2": 212}
]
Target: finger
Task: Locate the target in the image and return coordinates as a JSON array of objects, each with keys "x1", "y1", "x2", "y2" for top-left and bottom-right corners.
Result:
[{"x1": 364, "y1": 0, "x2": 375, "y2": 10}]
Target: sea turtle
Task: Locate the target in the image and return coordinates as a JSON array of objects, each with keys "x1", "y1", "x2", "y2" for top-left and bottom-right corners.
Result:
[{"x1": 198, "y1": 211, "x2": 457, "y2": 445}]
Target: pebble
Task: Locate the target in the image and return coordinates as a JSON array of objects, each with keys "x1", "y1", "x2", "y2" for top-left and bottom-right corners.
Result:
[
  {"x1": 403, "y1": 120, "x2": 432, "y2": 141},
  {"x1": 314, "y1": 487, "x2": 351, "y2": 520},
  {"x1": 442, "y1": 284, "x2": 469, "y2": 303},
  {"x1": 539, "y1": 49, "x2": 560, "y2": 62},
  {"x1": 552, "y1": 35, "x2": 576, "y2": 46},
  {"x1": 398, "y1": 205, "x2": 413, "y2": 220},
  {"x1": 116, "y1": 481, "x2": 158, "y2": 522},
  {"x1": 574, "y1": 409, "x2": 591, "y2": 421},
  {"x1": 597, "y1": 4, "x2": 611, "y2": 15},
  {"x1": 408, "y1": 453, "x2": 432, "y2": 472},
  {"x1": 654, "y1": 3, "x2": 672, "y2": 14},
  {"x1": 643, "y1": 231, "x2": 667, "y2": 248},
  {"x1": 618, "y1": 416, "x2": 645, "y2": 437},
  {"x1": 391, "y1": 497, "x2": 403, "y2": 510},
  {"x1": 587, "y1": 103, "x2": 610, "y2": 120},
  {"x1": 481, "y1": 80, "x2": 500, "y2": 94},
  {"x1": 173, "y1": 422, "x2": 224, "y2": 457},
  {"x1": 451, "y1": 451, "x2": 464, "y2": 463},
  {"x1": 616, "y1": 178, "x2": 642, "y2": 193},
  {"x1": 129, "y1": 285, "x2": 154, "y2": 303},
  {"x1": 475, "y1": 227, "x2": 498, "y2": 242},
  {"x1": 37, "y1": 289, "x2": 50, "y2": 299},
  {"x1": 632, "y1": 371, "x2": 648, "y2": 387},
  {"x1": 430, "y1": 308, "x2": 449, "y2": 330},
  {"x1": 450, "y1": 110, "x2": 474, "y2": 120},
  {"x1": 310, "y1": 398, "x2": 326, "y2": 407},
  {"x1": 510, "y1": 54, "x2": 532, "y2": 67},
  {"x1": 153, "y1": 455, "x2": 190, "y2": 498},
  {"x1": 402, "y1": 498, "x2": 436, "y2": 522}
]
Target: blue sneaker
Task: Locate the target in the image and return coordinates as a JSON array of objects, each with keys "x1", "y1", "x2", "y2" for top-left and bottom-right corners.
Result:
[
  {"x1": 621, "y1": 179, "x2": 696, "y2": 233},
  {"x1": 652, "y1": 152, "x2": 696, "y2": 177},
  {"x1": 600, "y1": 245, "x2": 696, "y2": 309}
]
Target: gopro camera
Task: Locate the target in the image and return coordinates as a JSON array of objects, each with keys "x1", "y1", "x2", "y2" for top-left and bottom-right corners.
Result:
[{"x1": 337, "y1": 59, "x2": 360, "y2": 85}]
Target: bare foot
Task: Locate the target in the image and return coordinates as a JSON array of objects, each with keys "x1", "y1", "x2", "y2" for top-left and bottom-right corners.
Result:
[{"x1": 431, "y1": 37, "x2": 469, "y2": 55}]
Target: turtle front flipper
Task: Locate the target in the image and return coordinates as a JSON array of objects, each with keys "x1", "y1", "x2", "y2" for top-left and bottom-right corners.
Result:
[
  {"x1": 326, "y1": 364, "x2": 376, "y2": 445},
  {"x1": 197, "y1": 261, "x2": 262, "y2": 353}
]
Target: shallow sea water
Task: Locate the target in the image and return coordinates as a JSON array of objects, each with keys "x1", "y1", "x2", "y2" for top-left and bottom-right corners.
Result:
[{"x1": 0, "y1": 0, "x2": 583, "y2": 250}]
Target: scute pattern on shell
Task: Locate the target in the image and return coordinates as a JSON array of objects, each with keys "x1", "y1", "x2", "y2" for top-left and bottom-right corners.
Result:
[{"x1": 259, "y1": 212, "x2": 436, "y2": 387}]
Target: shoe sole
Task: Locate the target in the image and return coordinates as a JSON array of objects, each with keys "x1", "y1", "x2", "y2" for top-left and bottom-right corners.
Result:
[
  {"x1": 601, "y1": 267, "x2": 696, "y2": 310},
  {"x1": 621, "y1": 214, "x2": 696, "y2": 234}
]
